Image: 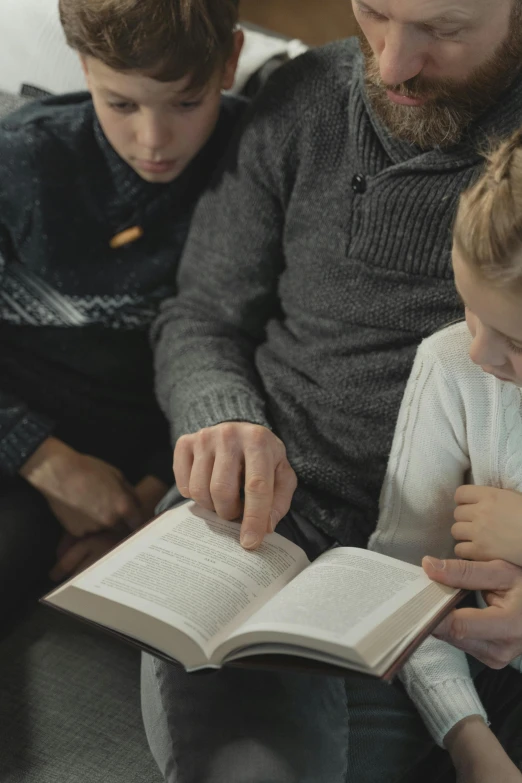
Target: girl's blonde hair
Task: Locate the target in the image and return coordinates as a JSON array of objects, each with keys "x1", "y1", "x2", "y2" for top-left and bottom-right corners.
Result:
[{"x1": 454, "y1": 128, "x2": 522, "y2": 287}]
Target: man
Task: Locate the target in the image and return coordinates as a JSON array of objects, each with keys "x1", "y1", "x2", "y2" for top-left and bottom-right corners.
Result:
[{"x1": 145, "y1": 1, "x2": 522, "y2": 780}]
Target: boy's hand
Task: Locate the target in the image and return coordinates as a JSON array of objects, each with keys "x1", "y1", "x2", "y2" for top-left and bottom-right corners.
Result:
[
  {"x1": 49, "y1": 475, "x2": 169, "y2": 582},
  {"x1": 452, "y1": 486, "x2": 522, "y2": 567},
  {"x1": 445, "y1": 716, "x2": 522, "y2": 783},
  {"x1": 134, "y1": 475, "x2": 169, "y2": 521},
  {"x1": 20, "y1": 437, "x2": 145, "y2": 537},
  {"x1": 50, "y1": 529, "x2": 125, "y2": 582}
]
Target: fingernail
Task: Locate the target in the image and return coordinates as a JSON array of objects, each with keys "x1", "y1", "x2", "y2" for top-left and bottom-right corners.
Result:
[
  {"x1": 426, "y1": 557, "x2": 446, "y2": 571},
  {"x1": 240, "y1": 531, "x2": 259, "y2": 550}
]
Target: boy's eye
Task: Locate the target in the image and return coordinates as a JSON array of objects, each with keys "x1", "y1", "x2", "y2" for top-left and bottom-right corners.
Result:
[
  {"x1": 359, "y1": 7, "x2": 387, "y2": 22},
  {"x1": 108, "y1": 102, "x2": 137, "y2": 113},
  {"x1": 178, "y1": 100, "x2": 202, "y2": 111}
]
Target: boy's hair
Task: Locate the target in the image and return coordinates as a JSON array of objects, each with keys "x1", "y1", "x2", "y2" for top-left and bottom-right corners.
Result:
[
  {"x1": 59, "y1": 0, "x2": 240, "y2": 88},
  {"x1": 454, "y1": 128, "x2": 522, "y2": 287}
]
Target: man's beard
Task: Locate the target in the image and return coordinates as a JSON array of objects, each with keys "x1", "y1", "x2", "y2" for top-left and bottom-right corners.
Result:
[{"x1": 360, "y1": 15, "x2": 522, "y2": 149}]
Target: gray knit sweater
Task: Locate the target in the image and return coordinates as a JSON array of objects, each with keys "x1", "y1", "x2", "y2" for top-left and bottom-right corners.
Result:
[{"x1": 153, "y1": 38, "x2": 522, "y2": 546}]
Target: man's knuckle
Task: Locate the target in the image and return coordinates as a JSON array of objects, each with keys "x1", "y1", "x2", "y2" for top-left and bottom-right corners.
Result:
[
  {"x1": 246, "y1": 475, "x2": 270, "y2": 495},
  {"x1": 247, "y1": 426, "x2": 269, "y2": 447},
  {"x1": 189, "y1": 482, "x2": 209, "y2": 500},
  {"x1": 210, "y1": 480, "x2": 235, "y2": 500},
  {"x1": 197, "y1": 428, "x2": 213, "y2": 448},
  {"x1": 176, "y1": 434, "x2": 192, "y2": 452},
  {"x1": 450, "y1": 617, "x2": 467, "y2": 640},
  {"x1": 218, "y1": 422, "x2": 238, "y2": 443},
  {"x1": 454, "y1": 559, "x2": 474, "y2": 584}
]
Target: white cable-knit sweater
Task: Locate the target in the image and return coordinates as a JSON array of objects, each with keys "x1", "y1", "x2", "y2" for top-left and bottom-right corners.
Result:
[{"x1": 369, "y1": 321, "x2": 522, "y2": 747}]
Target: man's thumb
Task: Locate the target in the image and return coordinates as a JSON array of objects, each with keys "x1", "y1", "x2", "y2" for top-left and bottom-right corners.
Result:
[{"x1": 423, "y1": 556, "x2": 512, "y2": 591}]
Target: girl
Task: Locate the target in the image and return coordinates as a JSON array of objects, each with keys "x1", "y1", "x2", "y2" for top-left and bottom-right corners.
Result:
[{"x1": 370, "y1": 131, "x2": 522, "y2": 783}]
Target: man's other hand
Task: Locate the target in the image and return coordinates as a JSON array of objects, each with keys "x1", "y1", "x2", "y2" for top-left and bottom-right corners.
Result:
[{"x1": 423, "y1": 557, "x2": 522, "y2": 669}]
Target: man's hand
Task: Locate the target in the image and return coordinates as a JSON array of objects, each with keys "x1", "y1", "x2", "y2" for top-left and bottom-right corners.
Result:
[
  {"x1": 423, "y1": 556, "x2": 522, "y2": 668},
  {"x1": 21, "y1": 437, "x2": 144, "y2": 537},
  {"x1": 174, "y1": 423, "x2": 297, "y2": 550},
  {"x1": 452, "y1": 486, "x2": 522, "y2": 567}
]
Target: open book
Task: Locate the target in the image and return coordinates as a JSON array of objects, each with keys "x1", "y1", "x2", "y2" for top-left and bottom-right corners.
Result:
[{"x1": 43, "y1": 502, "x2": 463, "y2": 680}]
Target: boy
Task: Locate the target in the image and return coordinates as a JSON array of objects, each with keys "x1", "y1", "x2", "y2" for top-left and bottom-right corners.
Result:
[{"x1": 0, "y1": 0, "x2": 244, "y2": 611}]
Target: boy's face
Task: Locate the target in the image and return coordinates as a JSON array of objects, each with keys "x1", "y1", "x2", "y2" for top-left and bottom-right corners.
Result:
[{"x1": 81, "y1": 31, "x2": 243, "y2": 183}]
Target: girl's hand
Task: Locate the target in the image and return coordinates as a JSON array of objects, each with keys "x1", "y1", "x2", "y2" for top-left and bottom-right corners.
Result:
[
  {"x1": 452, "y1": 486, "x2": 522, "y2": 567},
  {"x1": 445, "y1": 716, "x2": 522, "y2": 783}
]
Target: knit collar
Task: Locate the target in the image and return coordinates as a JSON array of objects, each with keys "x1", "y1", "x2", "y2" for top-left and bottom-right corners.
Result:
[
  {"x1": 93, "y1": 115, "x2": 166, "y2": 203},
  {"x1": 353, "y1": 44, "x2": 522, "y2": 169}
]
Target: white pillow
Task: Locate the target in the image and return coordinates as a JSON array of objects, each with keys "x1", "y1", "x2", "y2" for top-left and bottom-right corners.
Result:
[
  {"x1": 0, "y1": 0, "x2": 84, "y2": 95},
  {"x1": 0, "y1": 0, "x2": 307, "y2": 97}
]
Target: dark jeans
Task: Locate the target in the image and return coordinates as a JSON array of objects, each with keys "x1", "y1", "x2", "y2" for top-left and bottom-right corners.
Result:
[
  {"x1": 0, "y1": 477, "x2": 62, "y2": 630},
  {"x1": 142, "y1": 654, "x2": 522, "y2": 783},
  {"x1": 141, "y1": 508, "x2": 522, "y2": 783}
]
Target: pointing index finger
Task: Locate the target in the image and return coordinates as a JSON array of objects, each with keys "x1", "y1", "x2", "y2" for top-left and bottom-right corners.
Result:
[{"x1": 240, "y1": 447, "x2": 274, "y2": 550}]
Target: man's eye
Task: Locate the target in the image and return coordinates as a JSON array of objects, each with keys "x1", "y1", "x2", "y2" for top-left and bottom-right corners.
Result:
[
  {"x1": 427, "y1": 26, "x2": 463, "y2": 40},
  {"x1": 178, "y1": 100, "x2": 202, "y2": 111}
]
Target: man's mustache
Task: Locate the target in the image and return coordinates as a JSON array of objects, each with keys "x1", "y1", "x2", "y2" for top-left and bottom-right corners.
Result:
[{"x1": 374, "y1": 73, "x2": 456, "y2": 102}]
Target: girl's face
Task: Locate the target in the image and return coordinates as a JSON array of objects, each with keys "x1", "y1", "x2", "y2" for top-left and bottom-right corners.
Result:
[{"x1": 453, "y1": 248, "x2": 522, "y2": 386}]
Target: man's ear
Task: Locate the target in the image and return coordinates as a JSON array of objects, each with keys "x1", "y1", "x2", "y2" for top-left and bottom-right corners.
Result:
[
  {"x1": 221, "y1": 28, "x2": 245, "y2": 91},
  {"x1": 79, "y1": 54, "x2": 92, "y2": 90}
]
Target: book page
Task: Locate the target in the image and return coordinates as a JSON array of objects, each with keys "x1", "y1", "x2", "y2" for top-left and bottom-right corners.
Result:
[
  {"x1": 223, "y1": 547, "x2": 432, "y2": 650},
  {"x1": 67, "y1": 503, "x2": 309, "y2": 655}
]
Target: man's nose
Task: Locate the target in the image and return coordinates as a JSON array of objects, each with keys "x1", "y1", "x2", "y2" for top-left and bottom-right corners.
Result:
[{"x1": 379, "y1": 24, "x2": 427, "y2": 86}]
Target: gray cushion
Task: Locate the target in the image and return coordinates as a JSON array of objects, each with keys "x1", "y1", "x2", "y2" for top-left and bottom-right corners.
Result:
[{"x1": 0, "y1": 605, "x2": 161, "y2": 783}]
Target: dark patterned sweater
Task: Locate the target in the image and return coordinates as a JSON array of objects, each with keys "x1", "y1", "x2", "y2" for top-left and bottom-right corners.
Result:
[
  {"x1": 153, "y1": 39, "x2": 522, "y2": 544},
  {"x1": 0, "y1": 92, "x2": 246, "y2": 482}
]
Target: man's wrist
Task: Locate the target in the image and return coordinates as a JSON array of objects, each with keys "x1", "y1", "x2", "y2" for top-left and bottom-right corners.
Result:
[{"x1": 19, "y1": 436, "x2": 76, "y2": 488}]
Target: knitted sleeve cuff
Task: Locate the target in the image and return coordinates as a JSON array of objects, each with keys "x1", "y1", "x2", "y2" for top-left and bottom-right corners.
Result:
[
  {"x1": 407, "y1": 677, "x2": 488, "y2": 748},
  {"x1": 0, "y1": 411, "x2": 55, "y2": 477},
  {"x1": 173, "y1": 390, "x2": 271, "y2": 440}
]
